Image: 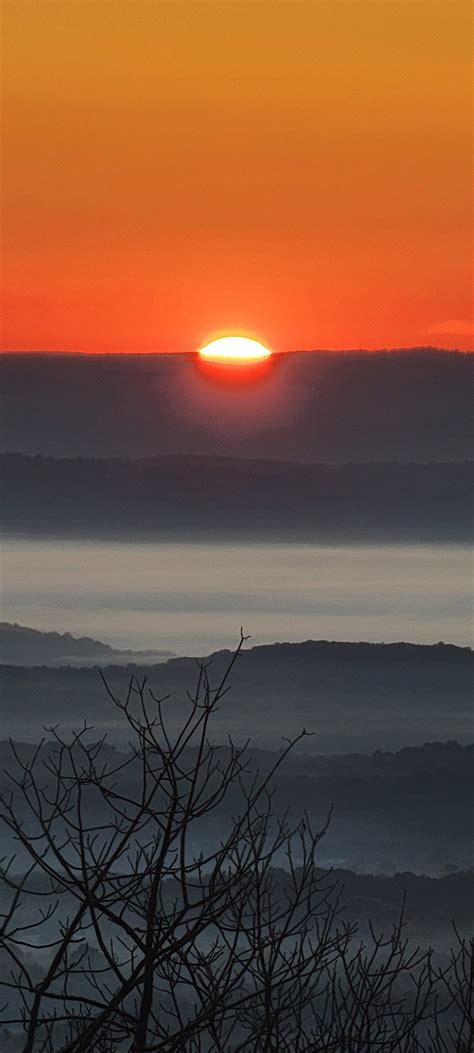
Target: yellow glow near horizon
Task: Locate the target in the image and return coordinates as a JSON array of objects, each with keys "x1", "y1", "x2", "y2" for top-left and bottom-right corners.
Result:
[{"x1": 198, "y1": 336, "x2": 272, "y2": 364}]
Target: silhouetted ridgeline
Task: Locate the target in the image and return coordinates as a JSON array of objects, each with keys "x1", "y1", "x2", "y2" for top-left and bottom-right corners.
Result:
[
  {"x1": 1, "y1": 350, "x2": 472, "y2": 462},
  {"x1": 0, "y1": 622, "x2": 174, "y2": 666},
  {"x1": 1, "y1": 640, "x2": 471, "y2": 752},
  {"x1": 1, "y1": 453, "x2": 472, "y2": 541}
]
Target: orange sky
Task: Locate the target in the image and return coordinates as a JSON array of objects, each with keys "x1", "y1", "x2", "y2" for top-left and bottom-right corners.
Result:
[{"x1": 1, "y1": 0, "x2": 472, "y2": 353}]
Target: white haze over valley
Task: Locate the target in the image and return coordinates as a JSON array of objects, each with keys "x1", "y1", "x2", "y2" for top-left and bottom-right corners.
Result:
[{"x1": 2, "y1": 538, "x2": 471, "y2": 655}]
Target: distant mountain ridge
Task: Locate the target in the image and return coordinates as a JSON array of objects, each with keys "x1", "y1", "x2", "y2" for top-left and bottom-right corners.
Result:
[
  {"x1": 1, "y1": 350, "x2": 472, "y2": 462},
  {"x1": 1, "y1": 454, "x2": 471, "y2": 541},
  {"x1": 0, "y1": 622, "x2": 174, "y2": 666}
]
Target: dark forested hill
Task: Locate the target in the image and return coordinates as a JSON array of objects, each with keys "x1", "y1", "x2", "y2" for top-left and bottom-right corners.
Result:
[
  {"x1": 0, "y1": 622, "x2": 174, "y2": 666},
  {"x1": 1, "y1": 453, "x2": 471, "y2": 541},
  {"x1": 1, "y1": 640, "x2": 471, "y2": 753}
]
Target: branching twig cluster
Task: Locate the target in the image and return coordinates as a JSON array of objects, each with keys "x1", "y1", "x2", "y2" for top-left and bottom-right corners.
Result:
[{"x1": 0, "y1": 634, "x2": 472, "y2": 1051}]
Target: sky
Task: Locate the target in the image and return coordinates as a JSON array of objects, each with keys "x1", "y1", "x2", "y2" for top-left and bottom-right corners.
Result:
[{"x1": 1, "y1": 0, "x2": 472, "y2": 354}]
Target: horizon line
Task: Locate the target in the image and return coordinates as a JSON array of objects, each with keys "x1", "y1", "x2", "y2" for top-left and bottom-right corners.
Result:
[{"x1": 0, "y1": 346, "x2": 471, "y2": 358}]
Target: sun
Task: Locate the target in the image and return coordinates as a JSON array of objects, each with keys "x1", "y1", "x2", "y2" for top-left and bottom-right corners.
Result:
[{"x1": 198, "y1": 335, "x2": 272, "y2": 364}]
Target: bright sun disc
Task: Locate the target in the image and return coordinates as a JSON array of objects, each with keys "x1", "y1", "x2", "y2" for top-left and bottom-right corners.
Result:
[{"x1": 198, "y1": 336, "x2": 272, "y2": 364}]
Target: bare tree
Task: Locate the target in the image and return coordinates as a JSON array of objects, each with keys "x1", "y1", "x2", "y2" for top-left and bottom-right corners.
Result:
[{"x1": 0, "y1": 635, "x2": 471, "y2": 1052}]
